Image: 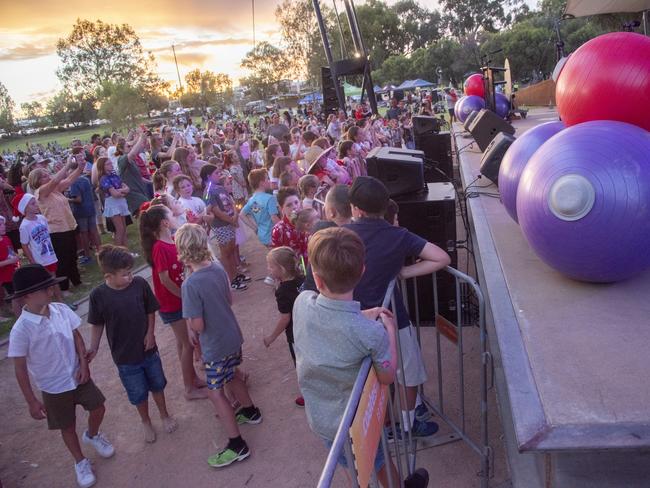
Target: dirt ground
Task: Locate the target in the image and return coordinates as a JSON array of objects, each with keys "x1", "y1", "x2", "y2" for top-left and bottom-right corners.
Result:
[{"x1": 0, "y1": 224, "x2": 511, "y2": 488}]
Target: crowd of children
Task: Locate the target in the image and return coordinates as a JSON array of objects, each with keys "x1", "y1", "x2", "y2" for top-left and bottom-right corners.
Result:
[{"x1": 7, "y1": 108, "x2": 451, "y2": 488}]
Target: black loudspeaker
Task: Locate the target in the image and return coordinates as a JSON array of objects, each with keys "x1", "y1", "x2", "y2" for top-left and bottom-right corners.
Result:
[
  {"x1": 467, "y1": 109, "x2": 515, "y2": 152},
  {"x1": 321, "y1": 67, "x2": 340, "y2": 117},
  {"x1": 394, "y1": 183, "x2": 457, "y2": 323},
  {"x1": 414, "y1": 131, "x2": 453, "y2": 183},
  {"x1": 366, "y1": 147, "x2": 425, "y2": 197},
  {"x1": 479, "y1": 133, "x2": 516, "y2": 185},
  {"x1": 413, "y1": 115, "x2": 443, "y2": 136},
  {"x1": 463, "y1": 110, "x2": 480, "y2": 131}
]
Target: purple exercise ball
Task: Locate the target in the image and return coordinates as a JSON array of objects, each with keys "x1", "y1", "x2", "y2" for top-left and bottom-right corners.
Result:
[
  {"x1": 495, "y1": 92, "x2": 510, "y2": 118},
  {"x1": 499, "y1": 121, "x2": 565, "y2": 222},
  {"x1": 456, "y1": 95, "x2": 485, "y2": 123},
  {"x1": 517, "y1": 120, "x2": 650, "y2": 283}
]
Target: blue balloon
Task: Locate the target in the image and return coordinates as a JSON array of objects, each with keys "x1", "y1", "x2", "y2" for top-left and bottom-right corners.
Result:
[{"x1": 495, "y1": 92, "x2": 510, "y2": 118}]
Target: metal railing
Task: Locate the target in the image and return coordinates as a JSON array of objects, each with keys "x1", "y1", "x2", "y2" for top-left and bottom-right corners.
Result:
[{"x1": 318, "y1": 266, "x2": 491, "y2": 488}]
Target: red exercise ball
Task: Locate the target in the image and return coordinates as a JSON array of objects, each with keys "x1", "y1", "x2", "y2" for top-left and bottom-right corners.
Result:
[
  {"x1": 556, "y1": 32, "x2": 650, "y2": 132},
  {"x1": 464, "y1": 73, "x2": 485, "y2": 98}
]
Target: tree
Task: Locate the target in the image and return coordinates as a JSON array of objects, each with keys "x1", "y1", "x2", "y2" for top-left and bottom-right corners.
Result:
[
  {"x1": 440, "y1": 0, "x2": 526, "y2": 41},
  {"x1": 45, "y1": 90, "x2": 98, "y2": 127},
  {"x1": 56, "y1": 19, "x2": 166, "y2": 97},
  {"x1": 0, "y1": 82, "x2": 15, "y2": 133},
  {"x1": 183, "y1": 69, "x2": 232, "y2": 111},
  {"x1": 394, "y1": 0, "x2": 443, "y2": 52},
  {"x1": 275, "y1": 0, "x2": 320, "y2": 80},
  {"x1": 98, "y1": 82, "x2": 146, "y2": 129},
  {"x1": 240, "y1": 42, "x2": 290, "y2": 100}
]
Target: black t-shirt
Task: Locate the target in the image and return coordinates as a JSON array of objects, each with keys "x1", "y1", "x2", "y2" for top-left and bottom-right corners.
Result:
[
  {"x1": 275, "y1": 276, "x2": 304, "y2": 344},
  {"x1": 88, "y1": 276, "x2": 160, "y2": 365}
]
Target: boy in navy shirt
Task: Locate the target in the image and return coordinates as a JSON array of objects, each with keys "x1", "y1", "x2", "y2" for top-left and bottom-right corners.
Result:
[{"x1": 345, "y1": 176, "x2": 450, "y2": 437}]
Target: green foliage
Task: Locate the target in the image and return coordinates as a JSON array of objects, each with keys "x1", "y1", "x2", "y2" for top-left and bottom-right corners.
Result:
[
  {"x1": 0, "y1": 82, "x2": 15, "y2": 133},
  {"x1": 240, "y1": 42, "x2": 290, "y2": 100},
  {"x1": 45, "y1": 90, "x2": 98, "y2": 127},
  {"x1": 98, "y1": 82, "x2": 146, "y2": 130},
  {"x1": 182, "y1": 70, "x2": 233, "y2": 111}
]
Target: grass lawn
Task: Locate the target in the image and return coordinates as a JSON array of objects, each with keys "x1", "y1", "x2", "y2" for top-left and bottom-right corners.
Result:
[
  {"x1": 0, "y1": 125, "x2": 116, "y2": 153},
  {"x1": 0, "y1": 222, "x2": 146, "y2": 339}
]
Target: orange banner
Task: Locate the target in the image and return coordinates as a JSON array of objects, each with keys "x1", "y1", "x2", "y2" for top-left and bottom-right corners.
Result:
[{"x1": 349, "y1": 367, "x2": 388, "y2": 487}]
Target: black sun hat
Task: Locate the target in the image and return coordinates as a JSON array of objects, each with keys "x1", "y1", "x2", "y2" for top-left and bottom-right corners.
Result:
[{"x1": 6, "y1": 264, "x2": 66, "y2": 301}]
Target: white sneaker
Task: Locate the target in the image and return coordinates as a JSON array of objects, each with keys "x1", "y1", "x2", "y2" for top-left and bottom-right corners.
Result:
[
  {"x1": 263, "y1": 276, "x2": 275, "y2": 286},
  {"x1": 75, "y1": 458, "x2": 96, "y2": 488},
  {"x1": 82, "y1": 431, "x2": 115, "y2": 458}
]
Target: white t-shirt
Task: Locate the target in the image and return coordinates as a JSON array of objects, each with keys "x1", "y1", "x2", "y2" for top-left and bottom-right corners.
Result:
[
  {"x1": 19, "y1": 215, "x2": 58, "y2": 266},
  {"x1": 178, "y1": 196, "x2": 206, "y2": 222},
  {"x1": 107, "y1": 146, "x2": 118, "y2": 164},
  {"x1": 8, "y1": 303, "x2": 81, "y2": 394}
]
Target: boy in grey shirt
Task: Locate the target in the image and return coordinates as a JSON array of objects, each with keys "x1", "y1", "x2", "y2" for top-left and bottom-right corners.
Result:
[
  {"x1": 177, "y1": 223, "x2": 262, "y2": 469},
  {"x1": 293, "y1": 227, "x2": 399, "y2": 485}
]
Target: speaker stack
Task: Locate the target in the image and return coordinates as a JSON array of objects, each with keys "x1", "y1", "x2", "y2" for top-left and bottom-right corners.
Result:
[
  {"x1": 321, "y1": 67, "x2": 340, "y2": 117},
  {"x1": 413, "y1": 116, "x2": 453, "y2": 183},
  {"x1": 394, "y1": 183, "x2": 458, "y2": 323}
]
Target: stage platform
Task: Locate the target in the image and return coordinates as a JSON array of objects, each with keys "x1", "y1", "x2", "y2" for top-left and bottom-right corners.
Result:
[{"x1": 454, "y1": 108, "x2": 650, "y2": 487}]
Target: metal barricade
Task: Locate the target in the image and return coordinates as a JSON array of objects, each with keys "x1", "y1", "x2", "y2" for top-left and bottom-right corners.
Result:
[{"x1": 318, "y1": 267, "x2": 490, "y2": 487}]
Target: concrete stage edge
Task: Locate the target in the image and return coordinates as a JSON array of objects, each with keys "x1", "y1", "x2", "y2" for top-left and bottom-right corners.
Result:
[{"x1": 454, "y1": 109, "x2": 650, "y2": 487}]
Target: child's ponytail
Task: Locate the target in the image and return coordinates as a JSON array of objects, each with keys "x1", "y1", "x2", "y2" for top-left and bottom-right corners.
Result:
[
  {"x1": 139, "y1": 204, "x2": 169, "y2": 266},
  {"x1": 268, "y1": 246, "x2": 303, "y2": 280}
]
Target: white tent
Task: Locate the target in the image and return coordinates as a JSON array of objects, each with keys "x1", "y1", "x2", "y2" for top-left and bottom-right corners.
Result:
[{"x1": 564, "y1": 0, "x2": 650, "y2": 16}]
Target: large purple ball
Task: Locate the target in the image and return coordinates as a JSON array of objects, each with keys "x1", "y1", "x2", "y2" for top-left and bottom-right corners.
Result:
[
  {"x1": 517, "y1": 120, "x2": 650, "y2": 283},
  {"x1": 499, "y1": 121, "x2": 565, "y2": 222},
  {"x1": 456, "y1": 95, "x2": 485, "y2": 123},
  {"x1": 495, "y1": 92, "x2": 510, "y2": 118}
]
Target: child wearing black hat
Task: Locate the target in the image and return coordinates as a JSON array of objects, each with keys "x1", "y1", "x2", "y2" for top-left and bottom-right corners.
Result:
[{"x1": 8, "y1": 264, "x2": 114, "y2": 488}]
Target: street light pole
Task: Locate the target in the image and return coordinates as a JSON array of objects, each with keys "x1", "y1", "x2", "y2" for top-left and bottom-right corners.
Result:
[{"x1": 172, "y1": 44, "x2": 183, "y2": 93}]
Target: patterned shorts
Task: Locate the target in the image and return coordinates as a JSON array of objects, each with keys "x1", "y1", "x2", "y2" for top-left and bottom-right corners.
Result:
[
  {"x1": 210, "y1": 225, "x2": 236, "y2": 246},
  {"x1": 205, "y1": 351, "x2": 242, "y2": 390}
]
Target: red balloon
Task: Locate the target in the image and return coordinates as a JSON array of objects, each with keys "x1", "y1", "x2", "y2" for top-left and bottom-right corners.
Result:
[
  {"x1": 464, "y1": 74, "x2": 485, "y2": 98},
  {"x1": 556, "y1": 32, "x2": 650, "y2": 132}
]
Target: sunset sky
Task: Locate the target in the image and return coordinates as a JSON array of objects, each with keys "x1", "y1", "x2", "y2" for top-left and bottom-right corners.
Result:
[{"x1": 0, "y1": 0, "x2": 536, "y2": 109}]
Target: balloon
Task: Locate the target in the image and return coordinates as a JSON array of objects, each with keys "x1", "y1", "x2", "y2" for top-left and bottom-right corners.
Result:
[
  {"x1": 464, "y1": 74, "x2": 485, "y2": 98},
  {"x1": 517, "y1": 121, "x2": 650, "y2": 283},
  {"x1": 495, "y1": 92, "x2": 510, "y2": 119},
  {"x1": 456, "y1": 95, "x2": 485, "y2": 123},
  {"x1": 556, "y1": 32, "x2": 650, "y2": 131}
]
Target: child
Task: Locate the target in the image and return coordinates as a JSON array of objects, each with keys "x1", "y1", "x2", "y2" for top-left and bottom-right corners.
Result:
[
  {"x1": 240, "y1": 169, "x2": 280, "y2": 248},
  {"x1": 338, "y1": 140, "x2": 363, "y2": 180},
  {"x1": 294, "y1": 207, "x2": 319, "y2": 236},
  {"x1": 68, "y1": 173, "x2": 100, "y2": 264},
  {"x1": 298, "y1": 174, "x2": 319, "y2": 210},
  {"x1": 264, "y1": 246, "x2": 305, "y2": 406},
  {"x1": 224, "y1": 150, "x2": 248, "y2": 206},
  {"x1": 271, "y1": 187, "x2": 308, "y2": 262},
  {"x1": 199, "y1": 164, "x2": 249, "y2": 291},
  {"x1": 175, "y1": 223, "x2": 262, "y2": 468},
  {"x1": 87, "y1": 245, "x2": 178, "y2": 443},
  {"x1": 0, "y1": 215, "x2": 20, "y2": 316},
  {"x1": 96, "y1": 157, "x2": 131, "y2": 248},
  {"x1": 9, "y1": 264, "x2": 114, "y2": 488},
  {"x1": 17, "y1": 193, "x2": 65, "y2": 303},
  {"x1": 139, "y1": 205, "x2": 207, "y2": 401},
  {"x1": 292, "y1": 227, "x2": 401, "y2": 487},
  {"x1": 150, "y1": 193, "x2": 187, "y2": 228},
  {"x1": 173, "y1": 174, "x2": 206, "y2": 224},
  {"x1": 250, "y1": 139, "x2": 264, "y2": 169},
  {"x1": 346, "y1": 176, "x2": 450, "y2": 438}
]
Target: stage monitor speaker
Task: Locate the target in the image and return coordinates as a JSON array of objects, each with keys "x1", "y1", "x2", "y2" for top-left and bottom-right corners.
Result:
[
  {"x1": 413, "y1": 115, "x2": 443, "y2": 136},
  {"x1": 463, "y1": 110, "x2": 480, "y2": 131},
  {"x1": 394, "y1": 183, "x2": 457, "y2": 323},
  {"x1": 414, "y1": 131, "x2": 452, "y2": 183},
  {"x1": 467, "y1": 109, "x2": 515, "y2": 152},
  {"x1": 479, "y1": 132, "x2": 516, "y2": 185},
  {"x1": 321, "y1": 67, "x2": 340, "y2": 117},
  {"x1": 366, "y1": 146, "x2": 425, "y2": 197}
]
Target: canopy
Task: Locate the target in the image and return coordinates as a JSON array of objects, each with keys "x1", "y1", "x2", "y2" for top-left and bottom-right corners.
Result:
[
  {"x1": 373, "y1": 85, "x2": 382, "y2": 93},
  {"x1": 410, "y1": 79, "x2": 435, "y2": 88},
  {"x1": 396, "y1": 79, "x2": 414, "y2": 90},
  {"x1": 564, "y1": 0, "x2": 650, "y2": 16},
  {"x1": 379, "y1": 84, "x2": 397, "y2": 93}
]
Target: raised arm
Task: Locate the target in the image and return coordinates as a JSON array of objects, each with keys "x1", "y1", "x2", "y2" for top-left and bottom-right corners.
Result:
[
  {"x1": 128, "y1": 133, "x2": 147, "y2": 161},
  {"x1": 36, "y1": 160, "x2": 77, "y2": 199}
]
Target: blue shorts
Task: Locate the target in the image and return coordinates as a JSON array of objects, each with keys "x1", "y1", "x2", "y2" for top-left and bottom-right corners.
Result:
[
  {"x1": 117, "y1": 351, "x2": 167, "y2": 405},
  {"x1": 159, "y1": 309, "x2": 183, "y2": 325},
  {"x1": 76, "y1": 215, "x2": 97, "y2": 232},
  {"x1": 324, "y1": 438, "x2": 386, "y2": 473},
  {"x1": 205, "y1": 351, "x2": 242, "y2": 390}
]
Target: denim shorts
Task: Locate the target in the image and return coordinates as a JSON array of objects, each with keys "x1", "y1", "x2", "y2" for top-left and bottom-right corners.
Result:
[
  {"x1": 117, "y1": 351, "x2": 167, "y2": 405},
  {"x1": 205, "y1": 350, "x2": 242, "y2": 390},
  {"x1": 324, "y1": 438, "x2": 386, "y2": 473},
  {"x1": 75, "y1": 215, "x2": 97, "y2": 232},
  {"x1": 159, "y1": 309, "x2": 183, "y2": 325}
]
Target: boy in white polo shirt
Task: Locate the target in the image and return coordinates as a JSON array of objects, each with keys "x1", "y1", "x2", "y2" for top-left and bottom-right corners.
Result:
[{"x1": 8, "y1": 264, "x2": 115, "y2": 488}]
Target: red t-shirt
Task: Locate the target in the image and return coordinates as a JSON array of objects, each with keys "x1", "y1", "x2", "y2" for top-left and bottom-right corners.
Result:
[
  {"x1": 151, "y1": 240, "x2": 183, "y2": 313},
  {"x1": 0, "y1": 235, "x2": 18, "y2": 284},
  {"x1": 271, "y1": 216, "x2": 309, "y2": 261}
]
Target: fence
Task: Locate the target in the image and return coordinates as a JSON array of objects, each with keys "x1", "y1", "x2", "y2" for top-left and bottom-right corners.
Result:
[{"x1": 318, "y1": 266, "x2": 490, "y2": 488}]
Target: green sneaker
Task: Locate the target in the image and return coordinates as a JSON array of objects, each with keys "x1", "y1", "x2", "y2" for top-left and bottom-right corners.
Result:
[
  {"x1": 236, "y1": 407, "x2": 263, "y2": 425},
  {"x1": 207, "y1": 445, "x2": 250, "y2": 468}
]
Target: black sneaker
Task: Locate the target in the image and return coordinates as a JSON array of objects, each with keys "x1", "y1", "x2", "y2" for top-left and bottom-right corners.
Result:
[
  {"x1": 231, "y1": 280, "x2": 248, "y2": 291},
  {"x1": 234, "y1": 274, "x2": 251, "y2": 283}
]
